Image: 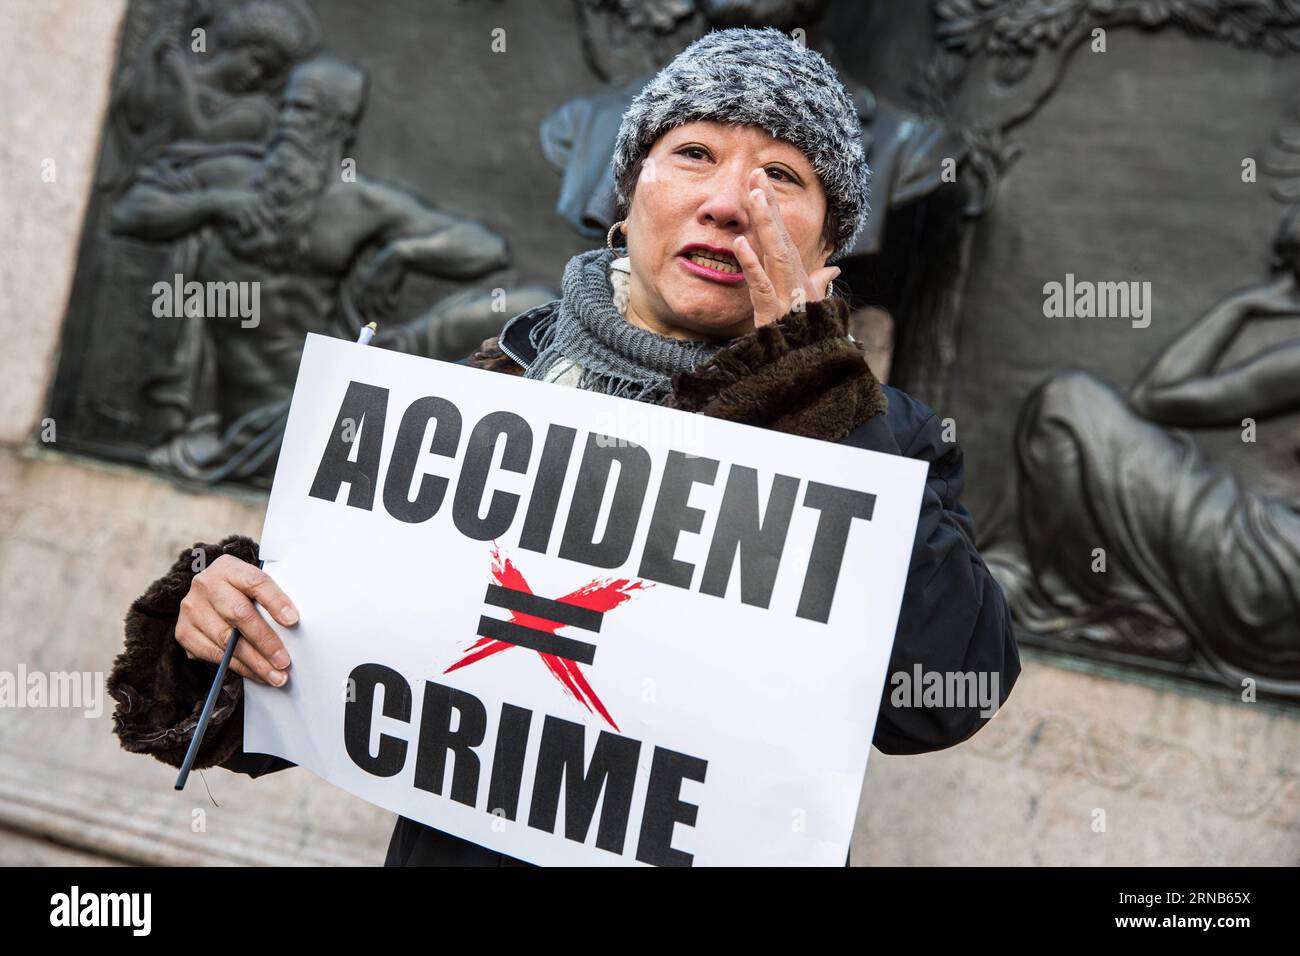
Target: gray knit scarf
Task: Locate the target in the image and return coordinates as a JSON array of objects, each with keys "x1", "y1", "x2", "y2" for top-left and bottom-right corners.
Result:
[{"x1": 523, "y1": 246, "x2": 724, "y2": 403}]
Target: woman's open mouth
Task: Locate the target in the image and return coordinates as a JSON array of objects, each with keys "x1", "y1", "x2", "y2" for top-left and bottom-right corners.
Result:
[{"x1": 678, "y1": 247, "x2": 746, "y2": 284}]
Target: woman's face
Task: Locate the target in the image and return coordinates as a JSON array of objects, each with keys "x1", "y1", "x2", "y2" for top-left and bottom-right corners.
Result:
[{"x1": 622, "y1": 120, "x2": 832, "y2": 341}]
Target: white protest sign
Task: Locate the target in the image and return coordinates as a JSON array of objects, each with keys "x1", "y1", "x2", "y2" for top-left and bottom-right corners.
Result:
[{"x1": 244, "y1": 332, "x2": 927, "y2": 866}]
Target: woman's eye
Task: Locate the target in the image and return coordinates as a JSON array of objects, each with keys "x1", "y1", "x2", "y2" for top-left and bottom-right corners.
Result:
[{"x1": 676, "y1": 149, "x2": 792, "y2": 182}]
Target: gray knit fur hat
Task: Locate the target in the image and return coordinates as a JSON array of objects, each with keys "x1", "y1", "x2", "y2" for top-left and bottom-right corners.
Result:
[{"x1": 612, "y1": 26, "x2": 870, "y2": 263}]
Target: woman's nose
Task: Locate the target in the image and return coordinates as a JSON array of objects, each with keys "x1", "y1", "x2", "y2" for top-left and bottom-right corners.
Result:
[{"x1": 696, "y1": 178, "x2": 752, "y2": 235}]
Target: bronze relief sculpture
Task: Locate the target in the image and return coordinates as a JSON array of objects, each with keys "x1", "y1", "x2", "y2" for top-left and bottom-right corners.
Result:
[{"x1": 47, "y1": 0, "x2": 1300, "y2": 699}]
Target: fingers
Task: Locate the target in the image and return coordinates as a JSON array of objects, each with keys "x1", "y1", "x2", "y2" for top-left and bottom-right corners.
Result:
[
  {"x1": 737, "y1": 169, "x2": 823, "y2": 326},
  {"x1": 732, "y1": 235, "x2": 769, "y2": 294},
  {"x1": 732, "y1": 235, "x2": 780, "y2": 327},
  {"x1": 176, "y1": 619, "x2": 213, "y2": 664},
  {"x1": 176, "y1": 619, "x2": 267, "y2": 684},
  {"x1": 181, "y1": 591, "x2": 288, "y2": 686},
  {"x1": 209, "y1": 583, "x2": 291, "y2": 678},
  {"x1": 188, "y1": 556, "x2": 298, "y2": 685},
  {"x1": 747, "y1": 169, "x2": 798, "y2": 291},
  {"x1": 224, "y1": 558, "x2": 298, "y2": 628}
]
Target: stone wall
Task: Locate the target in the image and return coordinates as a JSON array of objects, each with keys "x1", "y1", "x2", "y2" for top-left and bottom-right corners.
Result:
[
  {"x1": 1, "y1": 0, "x2": 1295, "y2": 867},
  {"x1": 0, "y1": 0, "x2": 391, "y2": 866}
]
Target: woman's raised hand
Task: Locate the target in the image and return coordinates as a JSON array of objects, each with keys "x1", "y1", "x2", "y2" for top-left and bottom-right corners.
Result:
[
  {"x1": 175, "y1": 554, "x2": 299, "y2": 686},
  {"x1": 732, "y1": 168, "x2": 840, "y2": 329}
]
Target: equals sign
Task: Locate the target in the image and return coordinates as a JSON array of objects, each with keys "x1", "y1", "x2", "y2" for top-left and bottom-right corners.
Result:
[{"x1": 478, "y1": 584, "x2": 604, "y2": 665}]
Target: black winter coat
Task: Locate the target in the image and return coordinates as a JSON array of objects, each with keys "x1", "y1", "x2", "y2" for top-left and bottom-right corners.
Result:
[{"x1": 108, "y1": 297, "x2": 1020, "y2": 866}]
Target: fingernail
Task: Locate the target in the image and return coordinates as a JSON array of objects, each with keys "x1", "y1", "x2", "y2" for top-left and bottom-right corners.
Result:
[
  {"x1": 272, "y1": 649, "x2": 291, "y2": 669},
  {"x1": 270, "y1": 669, "x2": 287, "y2": 686},
  {"x1": 281, "y1": 606, "x2": 298, "y2": 625}
]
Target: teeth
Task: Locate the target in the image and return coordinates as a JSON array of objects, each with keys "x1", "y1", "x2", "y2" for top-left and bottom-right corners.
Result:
[{"x1": 686, "y1": 251, "x2": 740, "y2": 274}]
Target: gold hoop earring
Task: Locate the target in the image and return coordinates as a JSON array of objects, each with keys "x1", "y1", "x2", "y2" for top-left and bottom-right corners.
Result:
[{"x1": 607, "y1": 220, "x2": 627, "y2": 255}]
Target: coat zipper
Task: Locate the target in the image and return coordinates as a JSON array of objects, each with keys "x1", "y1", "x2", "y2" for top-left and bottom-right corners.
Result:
[{"x1": 496, "y1": 334, "x2": 530, "y2": 371}]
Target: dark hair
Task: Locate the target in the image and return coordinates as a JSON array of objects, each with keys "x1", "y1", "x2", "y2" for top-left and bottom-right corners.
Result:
[{"x1": 614, "y1": 152, "x2": 841, "y2": 261}]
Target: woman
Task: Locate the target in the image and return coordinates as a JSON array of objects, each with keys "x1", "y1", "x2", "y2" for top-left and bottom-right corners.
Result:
[{"x1": 109, "y1": 27, "x2": 1020, "y2": 866}]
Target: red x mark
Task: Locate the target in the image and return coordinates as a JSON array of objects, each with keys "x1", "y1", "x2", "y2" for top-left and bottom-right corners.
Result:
[{"x1": 445, "y1": 544, "x2": 649, "y2": 731}]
